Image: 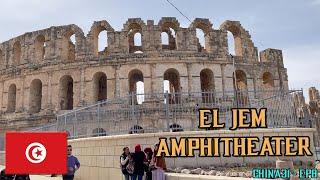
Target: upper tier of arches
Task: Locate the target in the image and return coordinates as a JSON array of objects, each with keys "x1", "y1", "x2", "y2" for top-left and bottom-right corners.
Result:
[{"x1": 0, "y1": 18, "x2": 283, "y2": 70}]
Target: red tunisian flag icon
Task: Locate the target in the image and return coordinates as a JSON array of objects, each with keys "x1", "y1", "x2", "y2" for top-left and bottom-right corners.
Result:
[{"x1": 5, "y1": 132, "x2": 67, "y2": 174}]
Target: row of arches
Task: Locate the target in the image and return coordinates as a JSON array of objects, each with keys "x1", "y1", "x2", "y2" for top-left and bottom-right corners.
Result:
[
  {"x1": 9, "y1": 36, "x2": 46, "y2": 65},
  {"x1": 4, "y1": 69, "x2": 275, "y2": 113},
  {"x1": 7, "y1": 79, "x2": 43, "y2": 113},
  {"x1": 5, "y1": 30, "x2": 78, "y2": 65},
  {"x1": 1, "y1": 21, "x2": 247, "y2": 65}
]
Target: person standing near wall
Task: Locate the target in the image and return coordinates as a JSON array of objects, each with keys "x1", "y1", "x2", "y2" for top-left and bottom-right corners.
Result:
[
  {"x1": 152, "y1": 144, "x2": 166, "y2": 180},
  {"x1": 120, "y1": 147, "x2": 131, "y2": 180},
  {"x1": 144, "y1": 147, "x2": 154, "y2": 180},
  {"x1": 63, "y1": 145, "x2": 80, "y2": 180},
  {"x1": 132, "y1": 144, "x2": 146, "y2": 180}
]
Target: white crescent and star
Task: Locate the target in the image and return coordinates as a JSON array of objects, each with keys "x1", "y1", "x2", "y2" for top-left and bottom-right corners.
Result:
[{"x1": 25, "y1": 142, "x2": 47, "y2": 164}]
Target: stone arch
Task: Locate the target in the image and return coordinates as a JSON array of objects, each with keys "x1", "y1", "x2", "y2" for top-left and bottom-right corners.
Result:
[
  {"x1": 190, "y1": 18, "x2": 213, "y2": 52},
  {"x1": 169, "y1": 123, "x2": 183, "y2": 132},
  {"x1": 128, "y1": 69, "x2": 144, "y2": 93},
  {"x1": 220, "y1": 21, "x2": 243, "y2": 56},
  {"x1": 262, "y1": 72, "x2": 274, "y2": 89},
  {"x1": 59, "y1": 75, "x2": 73, "y2": 110},
  {"x1": 93, "y1": 72, "x2": 107, "y2": 102},
  {"x1": 92, "y1": 128, "x2": 107, "y2": 137},
  {"x1": 61, "y1": 25, "x2": 84, "y2": 61},
  {"x1": 7, "y1": 84, "x2": 17, "y2": 113},
  {"x1": 129, "y1": 125, "x2": 144, "y2": 134},
  {"x1": 127, "y1": 23, "x2": 143, "y2": 53},
  {"x1": 128, "y1": 69, "x2": 144, "y2": 104},
  {"x1": 200, "y1": 68, "x2": 215, "y2": 103},
  {"x1": 13, "y1": 41, "x2": 21, "y2": 65},
  {"x1": 233, "y1": 70, "x2": 248, "y2": 106},
  {"x1": 29, "y1": 79, "x2": 42, "y2": 113},
  {"x1": 158, "y1": 17, "x2": 180, "y2": 32},
  {"x1": 164, "y1": 68, "x2": 181, "y2": 104},
  {"x1": 34, "y1": 35, "x2": 46, "y2": 61},
  {"x1": 159, "y1": 18, "x2": 180, "y2": 50},
  {"x1": 161, "y1": 28, "x2": 176, "y2": 50},
  {"x1": 63, "y1": 30, "x2": 76, "y2": 61},
  {"x1": 234, "y1": 70, "x2": 247, "y2": 91},
  {"x1": 89, "y1": 20, "x2": 114, "y2": 57}
]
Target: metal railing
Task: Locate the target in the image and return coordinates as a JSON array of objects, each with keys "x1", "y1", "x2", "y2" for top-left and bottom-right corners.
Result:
[{"x1": 25, "y1": 90, "x2": 305, "y2": 139}]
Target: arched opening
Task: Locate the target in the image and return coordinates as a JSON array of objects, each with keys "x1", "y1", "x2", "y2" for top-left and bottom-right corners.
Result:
[
  {"x1": 164, "y1": 68, "x2": 181, "y2": 104},
  {"x1": 262, "y1": 72, "x2": 274, "y2": 89},
  {"x1": 128, "y1": 23, "x2": 142, "y2": 53},
  {"x1": 7, "y1": 84, "x2": 16, "y2": 113},
  {"x1": 29, "y1": 79, "x2": 42, "y2": 113},
  {"x1": 225, "y1": 25, "x2": 242, "y2": 56},
  {"x1": 92, "y1": 128, "x2": 107, "y2": 137},
  {"x1": 128, "y1": 69, "x2": 144, "y2": 104},
  {"x1": 98, "y1": 30, "x2": 108, "y2": 53},
  {"x1": 233, "y1": 70, "x2": 248, "y2": 106},
  {"x1": 93, "y1": 72, "x2": 107, "y2": 102},
  {"x1": 161, "y1": 27, "x2": 176, "y2": 50},
  {"x1": 63, "y1": 31, "x2": 76, "y2": 61},
  {"x1": 134, "y1": 33, "x2": 142, "y2": 46},
  {"x1": 35, "y1": 35, "x2": 46, "y2": 61},
  {"x1": 161, "y1": 32, "x2": 169, "y2": 45},
  {"x1": 129, "y1": 125, "x2": 144, "y2": 134},
  {"x1": 169, "y1": 123, "x2": 183, "y2": 132},
  {"x1": 227, "y1": 31, "x2": 236, "y2": 55},
  {"x1": 13, "y1": 41, "x2": 21, "y2": 65},
  {"x1": 93, "y1": 28, "x2": 109, "y2": 56},
  {"x1": 234, "y1": 70, "x2": 247, "y2": 91},
  {"x1": 136, "y1": 81, "x2": 144, "y2": 104},
  {"x1": 196, "y1": 28, "x2": 206, "y2": 52},
  {"x1": 59, "y1": 75, "x2": 73, "y2": 110},
  {"x1": 200, "y1": 69, "x2": 215, "y2": 103}
]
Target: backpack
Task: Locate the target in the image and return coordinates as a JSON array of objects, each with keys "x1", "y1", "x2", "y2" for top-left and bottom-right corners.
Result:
[{"x1": 126, "y1": 159, "x2": 135, "y2": 175}]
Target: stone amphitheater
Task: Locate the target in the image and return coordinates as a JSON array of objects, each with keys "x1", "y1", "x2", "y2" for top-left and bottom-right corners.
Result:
[{"x1": 0, "y1": 17, "x2": 290, "y2": 140}]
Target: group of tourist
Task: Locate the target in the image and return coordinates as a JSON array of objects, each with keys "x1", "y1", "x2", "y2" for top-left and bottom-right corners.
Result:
[{"x1": 120, "y1": 144, "x2": 167, "y2": 180}]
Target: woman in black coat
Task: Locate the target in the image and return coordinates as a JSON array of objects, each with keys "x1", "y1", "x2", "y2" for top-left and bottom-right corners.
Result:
[{"x1": 131, "y1": 144, "x2": 146, "y2": 180}]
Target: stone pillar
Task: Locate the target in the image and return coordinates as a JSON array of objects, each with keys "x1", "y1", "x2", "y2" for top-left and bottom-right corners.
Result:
[
  {"x1": 47, "y1": 71, "x2": 53, "y2": 110},
  {"x1": 114, "y1": 65, "x2": 120, "y2": 97},
  {"x1": 19, "y1": 76, "x2": 25, "y2": 112},
  {"x1": 220, "y1": 64, "x2": 226, "y2": 97},
  {"x1": 79, "y1": 67, "x2": 85, "y2": 106},
  {"x1": 186, "y1": 63, "x2": 192, "y2": 94},
  {"x1": 150, "y1": 63, "x2": 156, "y2": 95}
]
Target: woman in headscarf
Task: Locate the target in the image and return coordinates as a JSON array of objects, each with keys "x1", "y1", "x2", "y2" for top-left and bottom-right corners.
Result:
[
  {"x1": 152, "y1": 144, "x2": 166, "y2": 180},
  {"x1": 132, "y1": 144, "x2": 146, "y2": 180}
]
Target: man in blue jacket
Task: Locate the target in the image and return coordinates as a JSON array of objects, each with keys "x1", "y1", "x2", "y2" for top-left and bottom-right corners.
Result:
[{"x1": 63, "y1": 145, "x2": 80, "y2": 180}]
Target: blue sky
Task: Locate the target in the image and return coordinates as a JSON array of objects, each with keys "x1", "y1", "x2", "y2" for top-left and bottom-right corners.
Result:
[{"x1": 0, "y1": 0, "x2": 319, "y2": 99}]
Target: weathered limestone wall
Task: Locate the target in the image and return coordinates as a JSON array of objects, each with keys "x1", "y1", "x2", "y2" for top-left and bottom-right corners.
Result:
[
  {"x1": 0, "y1": 17, "x2": 289, "y2": 136},
  {"x1": 68, "y1": 128, "x2": 316, "y2": 180}
]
